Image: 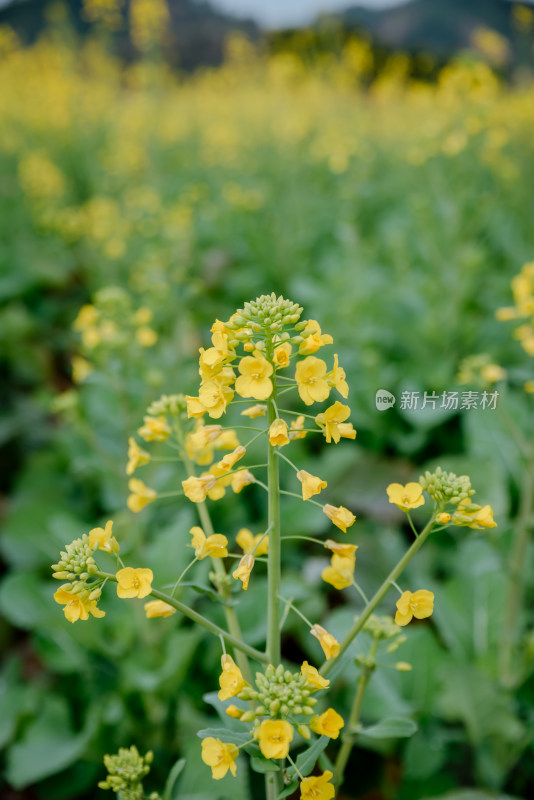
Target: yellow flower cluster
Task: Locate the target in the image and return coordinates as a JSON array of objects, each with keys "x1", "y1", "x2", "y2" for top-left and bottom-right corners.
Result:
[{"x1": 496, "y1": 261, "x2": 534, "y2": 392}]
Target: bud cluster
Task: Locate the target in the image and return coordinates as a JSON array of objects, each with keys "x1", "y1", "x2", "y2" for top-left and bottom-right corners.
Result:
[
  {"x1": 419, "y1": 466, "x2": 474, "y2": 505},
  {"x1": 239, "y1": 663, "x2": 317, "y2": 719},
  {"x1": 364, "y1": 614, "x2": 405, "y2": 646},
  {"x1": 98, "y1": 746, "x2": 158, "y2": 800},
  {"x1": 146, "y1": 393, "x2": 187, "y2": 417},
  {"x1": 228, "y1": 294, "x2": 303, "y2": 334},
  {"x1": 51, "y1": 534, "x2": 98, "y2": 581}
]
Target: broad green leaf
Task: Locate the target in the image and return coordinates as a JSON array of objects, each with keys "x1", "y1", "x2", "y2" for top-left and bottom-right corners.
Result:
[
  {"x1": 250, "y1": 755, "x2": 279, "y2": 773},
  {"x1": 358, "y1": 716, "x2": 417, "y2": 739},
  {"x1": 278, "y1": 781, "x2": 299, "y2": 799},
  {"x1": 162, "y1": 757, "x2": 186, "y2": 800},
  {"x1": 287, "y1": 736, "x2": 329, "y2": 780},
  {"x1": 196, "y1": 728, "x2": 251, "y2": 746}
]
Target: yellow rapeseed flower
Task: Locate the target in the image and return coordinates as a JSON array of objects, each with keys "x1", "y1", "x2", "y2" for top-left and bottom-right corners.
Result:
[
  {"x1": 225, "y1": 705, "x2": 244, "y2": 719},
  {"x1": 387, "y1": 482, "x2": 425, "y2": 511},
  {"x1": 273, "y1": 341, "x2": 292, "y2": 367},
  {"x1": 310, "y1": 624, "x2": 340, "y2": 660},
  {"x1": 126, "y1": 437, "x2": 150, "y2": 476},
  {"x1": 201, "y1": 737, "x2": 239, "y2": 780},
  {"x1": 116, "y1": 567, "x2": 153, "y2": 599},
  {"x1": 231, "y1": 469, "x2": 255, "y2": 493},
  {"x1": 54, "y1": 586, "x2": 105, "y2": 623},
  {"x1": 135, "y1": 326, "x2": 157, "y2": 347},
  {"x1": 236, "y1": 528, "x2": 269, "y2": 555},
  {"x1": 190, "y1": 526, "x2": 228, "y2": 559},
  {"x1": 88, "y1": 519, "x2": 119, "y2": 553},
  {"x1": 297, "y1": 469, "x2": 327, "y2": 500},
  {"x1": 144, "y1": 599, "x2": 176, "y2": 618},
  {"x1": 452, "y1": 500, "x2": 497, "y2": 529},
  {"x1": 395, "y1": 589, "x2": 434, "y2": 626},
  {"x1": 300, "y1": 661, "x2": 330, "y2": 690},
  {"x1": 300, "y1": 770, "x2": 335, "y2": 800},
  {"x1": 315, "y1": 401, "x2": 352, "y2": 444},
  {"x1": 182, "y1": 474, "x2": 217, "y2": 503},
  {"x1": 241, "y1": 404, "x2": 267, "y2": 418},
  {"x1": 212, "y1": 445, "x2": 246, "y2": 475},
  {"x1": 298, "y1": 320, "x2": 333, "y2": 355},
  {"x1": 71, "y1": 355, "x2": 92, "y2": 383},
  {"x1": 310, "y1": 708, "x2": 344, "y2": 739},
  {"x1": 197, "y1": 381, "x2": 235, "y2": 419},
  {"x1": 127, "y1": 478, "x2": 157, "y2": 513},
  {"x1": 436, "y1": 512, "x2": 451, "y2": 524},
  {"x1": 235, "y1": 355, "x2": 273, "y2": 400},
  {"x1": 137, "y1": 415, "x2": 171, "y2": 442},
  {"x1": 218, "y1": 654, "x2": 247, "y2": 700},
  {"x1": 324, "y1": 540, "x2": 358, "y2": 559},
  {"x1": 327, "y1": 354, "x2": 349, "y2": 398},
  {"x1": 295, "y1": 356, "x2": 331, "y2": 405},
  {"x1": 289, "y1": 415, "x2": 307, "y2": 439},
  {"x1": 232, "y1": 554, "x2": 254, "y2": 590},
  {"x1": 269, "y1": 418, "x2": 290, "y2": 446},
  {"x1": 323, "y1": 504, "x2": 356, "y2": 532},
  {"x1": 321, "y1": 554, "x2": 354, "y2": 590},
  {"x1": 257, "y1": 719, "x2": 293, "y2": 759}
]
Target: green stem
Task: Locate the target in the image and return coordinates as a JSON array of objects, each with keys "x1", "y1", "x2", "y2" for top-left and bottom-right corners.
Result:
[
  {"x1": 320, "y1": 517, "x2": 435, "y2": 677},
  {"x1": 97, "y1": 572, "x2": 267, "y2": 663},
  {"x1": 175, "y1": 421, "x2": 254, "y2": 685},
  {"x1": 334, "y1": 638, "x2": 378, "y2": 788},
  {"x1": 499, "y1": 458, "x2": 534, "y2": 688}
]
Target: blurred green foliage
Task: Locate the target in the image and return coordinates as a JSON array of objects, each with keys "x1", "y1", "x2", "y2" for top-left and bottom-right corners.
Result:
[{"x1": 0, "y1": 17, "x2": 534, "y2": 800}]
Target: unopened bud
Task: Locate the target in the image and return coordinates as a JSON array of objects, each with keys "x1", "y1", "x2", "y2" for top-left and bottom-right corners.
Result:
[{"x1": 297, "y1": 724, "x2": 311, "y2": 740}]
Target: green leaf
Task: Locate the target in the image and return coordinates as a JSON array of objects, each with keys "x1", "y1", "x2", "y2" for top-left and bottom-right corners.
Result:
[
  {"x1": 277, "y1": 781, "x2": 299, "y2": 799},
  {"x1": 287, "y1": 736, "x2": 329, "y2": 780},
  {"x1": 358, "y1": 716, "x2": 418, "y2": 739},
  {"x1": 196, "y1": 728, "x2": 251, "y2": 746},
  {"x1": 0, "y1": 573, "x2": 55, "y2": 630},
  {"x1": 162, "y1": 757, "x2": 186, "y2": 800},
  {"x1": 250, "y1": 755, "x2": 279, "y2": 774}
]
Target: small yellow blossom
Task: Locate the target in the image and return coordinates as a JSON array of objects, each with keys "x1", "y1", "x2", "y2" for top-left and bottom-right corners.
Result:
[
  {"x1": 452, "y1": 499, "x2": 497, "y2": 529},
  {"x1": 241, "y1": 404, "x2": 267, "y2": 418},
  {"x1": 297, "y1": 470, "x2": 327, "y2": 500},
  {"x1": 323, "y1": 504, "x2": 356, "y2": 532},
  {"x1": 315, "y1": 401, "x2": 352, "y2": 444},
  {"x1": 480, "y1": 363, "x2": 506, "y2": 383},
  {"x1": 215, "y1": 429, "x2": 241, "y2": 449},
  {"x1": 127, "y1": 437, "x2": 150, "y2": 476},
  {"x1": 135, "y1": 326, "x2": 158, "y2": 347},
  {"x1": 324, "y1": 540, "x2": 358, "y2": 559},
  {"x1": 395, "y1": 589, "x2": 434, "y2": 626},
  {"x1": 269, "y1": 418, "x2": 290, "y2": 447},
  {"x1": 182, "y1": 474, "x2": 217, "y2": 503},
  {"x1": 218, "y1": 654, "x2": 247, "y2": 701},
  {"x1": 201, "y1": 737, "x2": 239, "y2": 780},
  {"x1": 144, "y1": 599, "x2": 176, "y2": 618},
  {"x1": 310, "y1": 708, "x2": 344, "y2": 739},
  {"x1": 73, "y1": 304, "x2": 99, "y2": 331},
  {"x1": 197, "y1": 381, "x2": 234, "y2": 419},
  {"x1": 311, "y1": 624, "x2": 340, "y2": 660},
  {"x1": 235, "y1": 355, "x2": 273, "y2": 400},
  {"x1": 116, "y1": 567, "x2": 153, "y2": 599},
  {"x1": 127, "y1": 478, "x2": 157, "y2": 513},
  {"x1": 295, "y1": 357, "x2": 331, "y2": 405},
  {"x1": 213, "y1": 446, "x2": 247, "y2": 475},
  {"x1": 299, "y1": 320, "x2": 333, "y2": 355},
  {"x1": 225, "y1": 705, "x2": 244, "y2": 719},
  {"x1": 190, "y1": 526, "x2": 228, "y2": 559},
  {"x1": 88, "y1": 519, "x2": 119, "y2": 553},
  {"x1": 300, "y1": 770, "x2": 335, "y2": 800},
  {"x1": 231, "y1": 469, "x2": 255, "y2": 493},
  {"x1": 300, "y1": 661, "x2": 330, "y2": 690},
  {"x1": 137, "y1": 415, "x2": 171, "y2": 442},
  {"x1": 289, "y1": 415, "x2": 307, "y2": 439},
  {"x1": 186, "y1": 394, "x2": 209, "y2": 418},
  {"x1": 232, "y1": 554, "x2": 254, "y2": 590},
  {"x1": 327, "y1": 354, "x2": 349, "y2": 398},
  {"x1": 273, "y1": 341, "x2": 292, "y2": 367},
  {"x1": 387, "y1": 482, "x2": 425, "y2": 511},
  {"x1": 257, "y1": 719, "x2": 293, "y2": 759},
  {"x1": 236, "y1": 528, "x2": 269, "y2": 555},
  {"x1": 337, "y1": 422, "x2": 357, "y2": 440},
  {"x1": 54, "y1": 586, "x2": 105, "y2": 623},
  {"x1": 134, "y1": 307, "x2": 153, "y2": 325},
  {"x1": 321, "y1": 555, "x2": 354, "y2": 590},
  {"x1": 71, "y1": 355, "x2": 92, "y2": 383},
  {"x1": 436, "y1": 512, "x2": 451, "y2": 524}
]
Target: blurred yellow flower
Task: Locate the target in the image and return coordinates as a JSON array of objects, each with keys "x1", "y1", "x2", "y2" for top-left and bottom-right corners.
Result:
[
  {"x1": 201, "y1": 737, "x2": 238, "y2": 780},
  {"x1": 127, "y1": 437, "x2": 150, "y2": 475},
  {"x1": 236, "y1": 528, "x2": 269, "y2": 555},
  {"x1": 235, "y1": 355, "x2": 273, "y2": 400},
  {"x1": 182, "y1": 474, "x2": 217, "y2": 503},
  {"x1": 137, "y1": 415, "x2": 171, "y2": 442},
  {"x1": 300, "y1": 770, "x2": 335, "y2": 800},
  {"x1": 321, "y1": 554, "x2": 354, "y2": 590},
  {"x1": 232, "y1": 554, "x2": 254, "y2": 590},
  {"x1": 218, "y1": 654, "x2": 247, "y2": 700},
  {"x1": 324, "y1": 540, "x2": 358, "y2": 559},
  {"x1": 327, "y1": 354, "x2": 349, "y2": 398},
  {"x1": 127, "y1": 478, "x2": 157, "y2": 512},
  {"x1": 395, "y1": 589, "x2": 434, "y2": 626},
  {"x1": 116, "y1": 567, "x2": 153, "y2": 599},
  {"x1": 144, "y1": 599, "x2": 176, "y2": 618},
  {"x1": 89, "y1": 519, "x2": 119, "y2": 553},
  {"x1": 273, "y1": 341, "x2": 292, "y2": 367},
  {"x1": 289, "y1": 415, "x2": 307, "y2": 439},
  {"x1": 387, "y1": 482, "x2": 425, "y2": 510},
  {"x1": 295, "y1": 357, "x2": 330, "y2": 405},
  {"x1": 71, "y1": 355, "x2": 92, "y2": 383},
  {"x1": 310, "y1": 708, "x2": 344, "y2": 739},
  {"x1": 135, "y1": 326, "x2": 157, "y2": 347},
  {"x1": 298, "y1": 320, "x2": 333, "y2": 355},
  {"x1": 54, "y1": 586, "x2": 105, "y2": 623},
  {"x1": 240, "y1": 404, "x2": 267, "y2": 418},
  {"x1": 190, "y1": 526, "x2": 228, "y2": 559},
  {"x1": 231, "y1": 469, "x2": 255, "y2": 493},
  {"x1": 315, "y1": 401, "x2": 352, "y2": 444},
  {"x1": 300, "y1": 660, "x2": 330, "y2": 690},
  {"x1": 323, "y1": 504, "x2": 356, "y2": 532},
  {"x1": 257, "y1": 719, "x2": 293, "y2": 759},
  {"x1": 297, "y1": 469, "x2": 327, "y2": 500},
  {"x1": 269, "y1": 418, "x2": 290, "y2": 447},
  {"x1": 310, "y1": 624, "x2": 340, "y2": 660}
]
